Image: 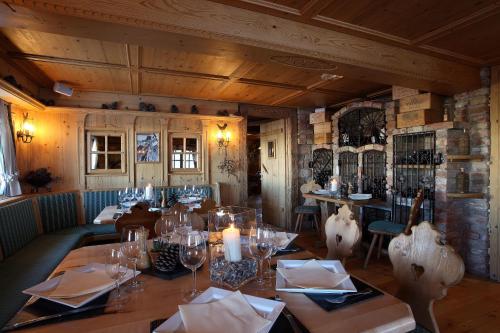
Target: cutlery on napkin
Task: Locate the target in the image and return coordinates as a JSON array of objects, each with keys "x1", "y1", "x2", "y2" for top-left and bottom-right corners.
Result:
[
  {"x1": 277, "y1": 260, "x2": 350, "y2": 289},
  {"x1": 177, "y1": 291, "x2": 270, "y2": 333},
  {"x1": 48, "y1": 269, "x2": 115, "y2": 298}
]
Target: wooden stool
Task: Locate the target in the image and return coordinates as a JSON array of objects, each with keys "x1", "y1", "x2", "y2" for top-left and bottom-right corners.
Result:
[{"x1": 294, "y1": 205, "x2": 320, "y2": 233}]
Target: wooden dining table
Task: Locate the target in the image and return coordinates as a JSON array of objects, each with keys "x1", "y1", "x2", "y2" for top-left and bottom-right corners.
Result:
[
  {"x1": 13, "y1": 243, "x2": 415, "y2": 333},
  {"x1": 302, "y1": 193, "x2": 391, "y2": 239}
]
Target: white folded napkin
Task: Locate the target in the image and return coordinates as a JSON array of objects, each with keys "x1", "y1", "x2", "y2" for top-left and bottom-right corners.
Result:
[
  {"x1": 277, "y1": 260, "x2": 350, "y2": 289},
  {"x1": 178, "y1": 291, "x2": 270, "y2": 333},
  {"x1": 49, "y1": 269, "x2": 115, "y2": 298}
]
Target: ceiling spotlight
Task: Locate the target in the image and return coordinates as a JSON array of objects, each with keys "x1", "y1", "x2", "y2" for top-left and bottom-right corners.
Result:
[{"x1": 320, "y1": 73, "x2": 344, "y2": 81}]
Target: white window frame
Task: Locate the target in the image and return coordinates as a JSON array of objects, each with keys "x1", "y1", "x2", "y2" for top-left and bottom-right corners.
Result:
[
  {"x1": 86, "y1": 131, "x2": 126, "y2": 174},
  {"x1": 169, "y1": 134, "x2": 202, "y2": 173}
]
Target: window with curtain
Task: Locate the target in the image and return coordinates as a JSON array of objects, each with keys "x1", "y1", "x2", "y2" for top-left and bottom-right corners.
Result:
[
  {"x1": 0, "y1": 100, "x2": 22, "y2": 197},
  {"x1": 86, "y1": 131, "x2": 126, "y2": 174},
  {"x1": 169, "y1": 134, "x2": 201, "y2": 172}
]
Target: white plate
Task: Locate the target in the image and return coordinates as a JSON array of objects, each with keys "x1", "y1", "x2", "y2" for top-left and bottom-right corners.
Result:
[
  {"x1": 23, "y1": 263, "x2": 138, "y2": 308},
  {"x1": 275, "y1": 260, "x2": 357, "y2": 294},
  {"x1": 348, "y1": 193, "x2": 372, "y2": 200},
  {"x1": 277, "y1": 232, "x2": 298, "y2": 250},
  {"x1": 313, "y1": 189, "x2": 330, "y2": 195},
  {"x1": 154, "y1": 287, "x2": 285, "y2": 333}
]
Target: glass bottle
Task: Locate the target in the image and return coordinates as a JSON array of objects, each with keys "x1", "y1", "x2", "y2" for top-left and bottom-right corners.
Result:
[{"x1": 456, "y1": 168, "x2": 469, "y2": 194}]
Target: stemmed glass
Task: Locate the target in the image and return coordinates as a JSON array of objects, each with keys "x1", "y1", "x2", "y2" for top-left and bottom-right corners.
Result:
[
  {"x1": 121, "y1": 225, "x2": 144, "y2": 290},
  {"x1": 105, "y1": 248, "x2": 127, "y2": 303},
  {"x1": 264, "y1": 230, "x2": 282, "y2": 279},
  {"x1": 179, "y1": 230, "x2": 207, "y2": 301},
  {"x1": 155, "y1": 214, "x2": 176, "y2": 243},
  {"x1": 134, "y1": 187, "x2": 145, "y2": 203},
  {"x1": 249, "y1": 226, "x2": 273, "y2": 288}
]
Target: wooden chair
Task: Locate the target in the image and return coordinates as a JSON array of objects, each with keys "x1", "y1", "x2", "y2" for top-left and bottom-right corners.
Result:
[
  {"x1": 115, "y1": 202, "x2": 160, "y2": 239},
  {"x1": 193, "y1": 198, "x2": 217, "y2": 214},
  {"x1": 388, "y1": 222, "x2": 464, "y2": 333},
  {"x1": 324, "y1": 204, "x2": 361, "y2": 266},
  {"x1": 294, "y1": 180, "x2": 321, "y2": 233},
  {"x1": 364, "y1": 189, "x2": 424, "y2": 268}
]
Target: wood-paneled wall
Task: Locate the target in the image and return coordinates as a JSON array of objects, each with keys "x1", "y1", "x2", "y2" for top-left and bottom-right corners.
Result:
[{"x1": 11, "y1": 92, "x2": 247, "y2": 206}]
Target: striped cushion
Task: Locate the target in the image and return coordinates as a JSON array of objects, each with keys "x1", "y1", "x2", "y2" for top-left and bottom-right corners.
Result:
[
  {"x1": 37, "y1": 192, "x2": 78, "y2": 232},
  {"x1": 0, "y1": 199, "x2": 38, "y2": 258},
  {"x1": 83, "y1": 190, "x2": 119, "y2": 224}
]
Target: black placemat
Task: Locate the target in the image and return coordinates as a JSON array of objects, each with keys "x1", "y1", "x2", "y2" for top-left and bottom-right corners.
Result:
[
  {"x1": 150, "y1": 310, "x2": 310, "y2": 333},
  {"x1": 3, "y1": 293, "x2": 111, "y2": 332},
  {"x1": 274, "y1": 243, "x2": 304, "y2": 257},
  {"x1": 142, "y1": 264, "x2": 192, "y2": 280},
  {"x1": 304, "y1": 277, "x2": 383, "y2": 312}
]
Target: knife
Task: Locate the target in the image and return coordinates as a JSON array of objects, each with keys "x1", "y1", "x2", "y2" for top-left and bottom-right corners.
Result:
[{"x1": 2, "y1": 304, "x2": 118, "y2": 332}]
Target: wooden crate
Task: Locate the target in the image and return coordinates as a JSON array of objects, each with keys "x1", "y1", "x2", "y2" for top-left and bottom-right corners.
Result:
[
  {"x1": 399, "y1": 93, "x2": 442, "y2": 113},
  {"x1": 314, "y1": 133, "x2": 331, "y2": 144},
  {"x1": 309, "y1": 110, "x2": 334, "y2": 124},
  {"x1": 396, "y1": 109, "x2": 443, "y2": 128},
  {"x1": 392, "y1": 86, "x2": 420, "y2": 100},
  {"x1": 313, "y1": 122, "x2": 332, "y2": 134}
]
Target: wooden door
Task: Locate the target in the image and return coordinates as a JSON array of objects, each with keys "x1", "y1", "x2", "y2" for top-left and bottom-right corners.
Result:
[{"x1": 260, "y1": 119, "x2": 287, "y2": 228}]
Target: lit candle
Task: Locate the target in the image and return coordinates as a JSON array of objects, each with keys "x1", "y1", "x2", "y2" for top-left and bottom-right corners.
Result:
[
  {"x1": 330, "y1": 178, "x2": 338, "y2": 192},
  {"x1": 222, "y1": 223, "x2": 241, "y2": 262},
  {"x1": 145, "y1": 183, "x2": 154, "y2": 201}
]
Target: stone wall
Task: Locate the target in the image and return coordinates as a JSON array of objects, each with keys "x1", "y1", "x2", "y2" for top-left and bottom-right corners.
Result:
[{"x1": 297, "y1": 108, "x2": 314, "y2": 204}]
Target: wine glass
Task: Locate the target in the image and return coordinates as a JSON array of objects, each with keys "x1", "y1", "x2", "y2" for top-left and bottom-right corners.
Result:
[
  {"x1": 155, "y1": 214, "x2": 176, "y2": 243},
  {"x1": 264, "y1": 230, "x2": 282, "y2": 279},
  {"x1": 134, "y1": 187, "x2": 145, "y2": 203},
  {"x1": 121, "y1": 225, "x2": 144, "y2": 290},
  {"x1": 105, "y1": 248, "x2": 127, "y2": 303},
  {"x1": 179, "y1": 230, "x2": 207, "y2": 301},
  {"x1": 249, "y1": 226, "x2": 273, "y2": 288}
]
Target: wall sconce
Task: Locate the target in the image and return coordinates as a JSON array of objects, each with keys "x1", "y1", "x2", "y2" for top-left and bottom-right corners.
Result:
[
  {"x1": 216, "y1": 123, "x2": 231, "y2": 148},
  {"x1": 17, "y1": 112, "x2": 35, "y2": 143}
]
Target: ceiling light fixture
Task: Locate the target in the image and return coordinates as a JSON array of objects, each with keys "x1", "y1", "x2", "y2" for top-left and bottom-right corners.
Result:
[{"x1": 320, "y1": 73, "x2": 344, "y2": 81}]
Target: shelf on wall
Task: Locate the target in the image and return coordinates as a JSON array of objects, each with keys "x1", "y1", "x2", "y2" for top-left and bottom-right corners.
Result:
[
  {"x1": 0, "y1": 79, "x2": 45, "y2": 111},
  {"x1": 447, "y1": 192, "x2": 484, "y2": 199},
  {"x1": 447, "y1": 154, "x2": 484, "y2": 162}
]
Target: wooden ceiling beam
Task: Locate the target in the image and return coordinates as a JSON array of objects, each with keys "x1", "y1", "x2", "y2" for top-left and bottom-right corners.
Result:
[
  {"x1": 270, "y1": 78, "x2": 348, "y2": 105},
  {"x1": 411, "y1": 3, "x2": 500, "y2": 45},
  {"x1": 300, "y1": 0, "x2": 334, "y2": 19},
  {"x1": 0, "y1": 0, "x2": 481, "y2": 94}
]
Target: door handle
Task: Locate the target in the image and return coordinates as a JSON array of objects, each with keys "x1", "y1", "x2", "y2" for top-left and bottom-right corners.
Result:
[{"x1": 262, "y1": 164, "x2": 269, "y2": 174}]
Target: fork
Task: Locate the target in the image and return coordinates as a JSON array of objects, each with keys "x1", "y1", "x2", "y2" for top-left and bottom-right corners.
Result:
[{"x1": 324, "y1": 289, "x2": 373, "y2": 304}]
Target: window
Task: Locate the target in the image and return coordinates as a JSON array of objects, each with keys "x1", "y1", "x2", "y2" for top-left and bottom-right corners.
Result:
[
  {"x1": 86, "y1": 131, "x2": 126, "y2": 174},
  {"x1": 169, "y1": 135, "x2": 201, "y2": 172}
]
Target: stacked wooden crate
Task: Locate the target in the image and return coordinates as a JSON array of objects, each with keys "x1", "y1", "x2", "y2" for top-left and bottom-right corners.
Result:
[
  {"x1": 393, "y1": 86, "x2": 444, "y2": 128},
  {"x1": 310, "y1": 108, "x2": 333, "y2": 144}
]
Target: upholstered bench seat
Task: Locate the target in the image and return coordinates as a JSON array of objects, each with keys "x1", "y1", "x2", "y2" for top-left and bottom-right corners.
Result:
[
  {"x1": 368, "y1": 220, "x2": 405, "y2": 234},
  {"x1": 0, "y1": 233, "x2": 83, "y2": 327}
]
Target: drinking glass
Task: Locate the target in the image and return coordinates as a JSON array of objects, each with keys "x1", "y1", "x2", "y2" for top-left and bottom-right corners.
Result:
[
  {"x1": 264, "y1": 230, "x2": 281, "y2": 279},
  {"x1": 155, "y1": 214, "x2": 176, "y2": 243},
  {"x1": 121, "y1": 225, "x2": 144, "y2": 290},
  {"x1": 249, "y1": 227, "x2": 273, "y2": 287},
  {"x1": 179, "y1": 230, "x2": 207, "y2": 301},
  {"x1": 105, "y1": 248, "x2": 127, "y2": 302},
  {"x1": 134, "y1": 187, "x2": 145, "y2": 202}
]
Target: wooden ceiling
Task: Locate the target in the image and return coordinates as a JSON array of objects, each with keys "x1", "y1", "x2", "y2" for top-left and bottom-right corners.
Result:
[
  {"x1": 213, "y1": 0, "x2": 500, "y2": 66},
  {"x1": 0, "y1": 0, "x2": 496, "y2": 108}
]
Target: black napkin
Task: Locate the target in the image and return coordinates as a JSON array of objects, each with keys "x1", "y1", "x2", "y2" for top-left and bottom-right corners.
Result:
[
  {"x1": 274, "y1": 243, "x2": 304, "y2": 257},
  {"x1": 142, "y1": 264, "x2": 192, "y2": 280},
  {"x1": 304, "y1": 277, "x2": 383, "y2": 312},
  {"x1": 3, "y1": 293, "x2": 110, "y2": 331}
]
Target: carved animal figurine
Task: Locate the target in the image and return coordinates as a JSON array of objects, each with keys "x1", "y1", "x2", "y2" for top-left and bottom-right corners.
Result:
[
  {"x1": 388, "y1": 222, "x2": 464, "y2": 333},
  {"x1": 191, "y1": 105, "x2": 199, "y2": 114},
  {"x1": 325, "y1": 205, "x2": 361, "y2": 264},
  {"x1": 300, "y1": 180, "x2": 321, "y2": 206},
  {"x1": 171, "y1": 104, "x2": 179, "y2": 113}
]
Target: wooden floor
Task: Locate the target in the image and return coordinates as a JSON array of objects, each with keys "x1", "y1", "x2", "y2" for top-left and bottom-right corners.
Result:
[{"x1": 295, "y1": 231, "x2": 500, "y2": 333}]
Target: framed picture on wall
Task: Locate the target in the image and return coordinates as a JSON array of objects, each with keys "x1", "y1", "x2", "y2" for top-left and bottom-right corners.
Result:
[
  {"x1": 267, "y1": 140, "x2": 276, "y2": 158},
  {"x1": 136, "y1": 132, "x2": 160, "y2": 163}
]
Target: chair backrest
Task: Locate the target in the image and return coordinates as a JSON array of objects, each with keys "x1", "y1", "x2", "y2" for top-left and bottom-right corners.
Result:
[
  {"x1": 190, "y1": 212, "x2": 205, "y2": 231},
  {"x1": 300, "y1": 180, "x2": 321, "y2": 206},
  {"x1": 115, "y1": 202, "x2": 160, "y2": 239},
  {"x1": 193, "y1": 198, "x2": 217, "y2": 215},
  {"x1": 388, "y1": 222, "x2": 464, "y2": 333},
  {"x1": 404, "y1": 189, "x2": 424, "y2": 235},
  {"x1": 324, "y1": 205, "x2": 361, "y2": 263}
]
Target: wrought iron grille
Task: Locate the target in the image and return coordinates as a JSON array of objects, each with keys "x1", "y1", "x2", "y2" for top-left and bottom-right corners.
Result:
[
  {"x1": 362, "y1": 150, "x2": 386, "y2": 200},
  {"x1": 338, "y1": 107, "x2": 386, "y2": 148},
  {"x1": 310, "y1": 148, "x2": 333, "y2": 188},
  {"x1": 339, "y1": 151, "x2": 358, "y2": 194},
  {"x1": 392, "y1": 131, "x2": 436, "y2": 225}
]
